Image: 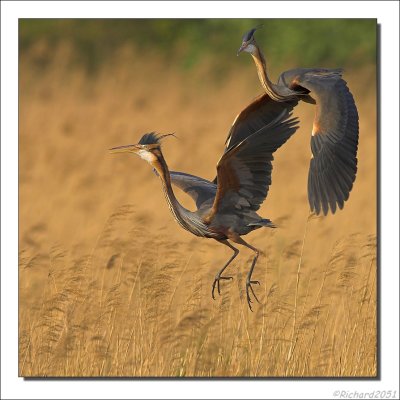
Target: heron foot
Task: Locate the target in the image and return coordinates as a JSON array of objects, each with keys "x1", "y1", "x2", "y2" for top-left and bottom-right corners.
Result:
[
  {"x1": 246, "y1": 279, "x2": 261, "y2": 311},
  {"x1": 212, "y1": 275, "x2": 233, "y2": 300}
]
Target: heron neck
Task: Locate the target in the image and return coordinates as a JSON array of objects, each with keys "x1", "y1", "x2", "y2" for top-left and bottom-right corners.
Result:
[
  {"x1": 251, "y1": 46, "x2": 287, "y2": 102},
  {"x1": 152, "y1": 152, "x2": 205, "y2": 236}
]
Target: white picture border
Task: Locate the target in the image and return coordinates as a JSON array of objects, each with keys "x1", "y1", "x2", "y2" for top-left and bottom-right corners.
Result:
[{"x1": 1, "y1": 1, "x2": 399, "y2": 399}]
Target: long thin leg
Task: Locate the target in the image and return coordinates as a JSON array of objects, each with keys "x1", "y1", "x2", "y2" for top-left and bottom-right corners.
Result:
[
  {"x1": 229, "y1": 235, "x2": 261, "y2": 311},
  {"x1": 212, "y1": 239, "x2": 239, "y2": 300}
]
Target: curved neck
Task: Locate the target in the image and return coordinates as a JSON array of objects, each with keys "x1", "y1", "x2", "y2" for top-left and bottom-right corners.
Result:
[
  {"x1": 151, "y1": 151, "x2": 207, "y2": 237},
  {"x1": 251, "y1": 45, "x2": 288, "y2": 102}
]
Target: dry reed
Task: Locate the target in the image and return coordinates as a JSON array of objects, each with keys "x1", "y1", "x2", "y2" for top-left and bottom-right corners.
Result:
[{"x1": 19, "y1": 48, "x2": 377, "y2": 377}]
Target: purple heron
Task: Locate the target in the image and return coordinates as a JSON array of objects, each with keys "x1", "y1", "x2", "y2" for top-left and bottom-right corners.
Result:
[
  {"x1": 110, "y1": 27, "x2": 359, "y2": 310},
  {"x1": 110, "y1": 104, "x2": 298, "y2": 310},
  {"x1": 238, "y1": 26, "x2": 359, "y2": 216}
]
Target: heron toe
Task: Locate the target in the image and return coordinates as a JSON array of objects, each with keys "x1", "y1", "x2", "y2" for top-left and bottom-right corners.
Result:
[
  {"x1": 246, "y1": 280, "x2": 261, "y2": 310},
  {"x1": 211, "y1": 275, "x2": 234, "y2": 299}
]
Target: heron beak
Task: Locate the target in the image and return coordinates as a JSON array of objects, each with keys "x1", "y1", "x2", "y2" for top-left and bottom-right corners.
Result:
[
  {"x1": 237, "y1": 43, "x2": 247, "y2": 56},
  {"x1": 109, "y1": 144, "x2": 140, "y2": 154}
]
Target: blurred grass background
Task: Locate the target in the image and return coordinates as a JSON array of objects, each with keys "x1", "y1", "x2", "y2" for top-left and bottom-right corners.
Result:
[
  {"x1": 20, "y1": 19, "x2": 376, "y2": 73},
  {"x1": 19, "y1": 19, "x2": 377, "y2": 377}
]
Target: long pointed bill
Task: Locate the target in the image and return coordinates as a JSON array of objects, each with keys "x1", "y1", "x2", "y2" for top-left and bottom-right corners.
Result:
[
  {"x1": 109, "y1": 144, "x2": 139, "y2": 154},
  {"x1": 237, "y1": 43, "x2": 249, "y2": 56}
]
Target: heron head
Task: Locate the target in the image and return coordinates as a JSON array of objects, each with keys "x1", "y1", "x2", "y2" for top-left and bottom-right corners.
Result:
[
  {"x1": 109, "y1": 132, "x2": 175, "y2": 164},
  {"x1": 237, "y1": 25, "x2": 262, "y2": 56}
]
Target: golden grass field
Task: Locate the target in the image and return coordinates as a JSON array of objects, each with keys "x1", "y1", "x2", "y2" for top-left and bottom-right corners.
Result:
[{"x1": 19, "y1": 44, "x2": 377, "y2": 377}]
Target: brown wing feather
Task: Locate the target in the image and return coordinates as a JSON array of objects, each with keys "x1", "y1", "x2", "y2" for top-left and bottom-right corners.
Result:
[
  {"x1": 205, "y1": 110, "x2": 299, "y2": 224},
  {"x1": 213, "y1": 92, "x2": 297, "y2": 185},
  {"x1": 223, "y1": 93, "x2": 297, "y2": 152}
]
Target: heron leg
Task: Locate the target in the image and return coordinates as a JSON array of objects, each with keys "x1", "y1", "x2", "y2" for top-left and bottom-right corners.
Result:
[
  {"x1": 212, "y1": 239, "x2": 239, "y2": 300},
  {"x1": 229, "y1": 236, "x2": 261, "y2": 311}
]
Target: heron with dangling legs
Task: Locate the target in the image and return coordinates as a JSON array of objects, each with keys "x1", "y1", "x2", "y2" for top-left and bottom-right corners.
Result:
[
  {"x1": 110, "y1": 102, "x2": 299, "y2": 311},
  {"x1": 110, "y1": 27, "x2": 359, "y2": 310},
  {"x1": 237, "y1": 26, "x2": 359, "y2": 216}
]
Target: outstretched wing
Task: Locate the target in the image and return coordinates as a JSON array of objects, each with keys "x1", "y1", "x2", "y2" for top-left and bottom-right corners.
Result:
[
  {"x1": 213, "y1": 92, "x2": 297, "y2": 185},
  {"x1": 171, "y1": 94, "x2": 296, "y2": 213},
  {"x1": 222, "y1": 93, "x2": 298, "y2": 152},
  {"x1": 288, "y1": 69, "x2": 359, "y2": 215},
  {"x1": 205, "y1": 110, "x2": 299, "y2": 223},
  {"x1": 170, "y1": 171, "x2": 216, "y2": 210}
]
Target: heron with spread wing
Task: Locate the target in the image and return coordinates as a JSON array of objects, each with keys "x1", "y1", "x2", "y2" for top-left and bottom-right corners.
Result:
[
  {"x1": 110, "y1": 102, "x2": 298, "y2": 310},
  {"x1": 110, "y1": 27, "x2": 359, "y2": 310},
  {"x1": 237, "y1": 26, "x2": 359, "y2": 215}
]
